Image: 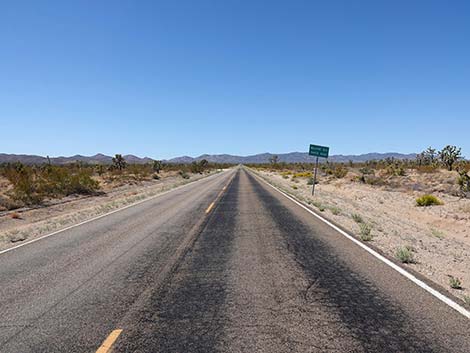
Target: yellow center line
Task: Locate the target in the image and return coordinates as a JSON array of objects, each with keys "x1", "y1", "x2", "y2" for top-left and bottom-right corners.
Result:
[
  {"x1": 205, "y1": 201, "x2": 216, "y2": 214},
  {"x1": 96, "y1": 329, "x2": 123, "y2": 353},
  {"x1": 206, "y1": 180, "x2": 231, "y2": 214}
]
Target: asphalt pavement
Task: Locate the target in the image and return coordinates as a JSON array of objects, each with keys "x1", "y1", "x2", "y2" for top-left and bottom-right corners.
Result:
[{"x1": 0, "y1": 167, "x2": 469, "y2": 352}]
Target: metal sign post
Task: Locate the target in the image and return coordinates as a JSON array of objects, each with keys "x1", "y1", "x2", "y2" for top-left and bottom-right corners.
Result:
[
  {"x1": 308, "y1": 144, "x2": 330, "y2": 196},
  {"x1": 312, "y1": 156, "x2": 319, "y2": 195}
]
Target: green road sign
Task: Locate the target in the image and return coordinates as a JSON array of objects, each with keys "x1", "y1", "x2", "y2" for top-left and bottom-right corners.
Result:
[{"x1": 309, "y1": 144, "x2": 329, "y2": 158}]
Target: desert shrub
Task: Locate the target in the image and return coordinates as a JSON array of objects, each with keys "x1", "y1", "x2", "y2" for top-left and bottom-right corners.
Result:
[
  {"x1": 430, "y1": 228, "x2": 445, "y2": 239},
  {"x1": 0, "y1": 196, "x2": 23, "y2": 211},
  {"x1": 307, "y1": 177, "x2": 314, "y2": 185},
  {"x1": 152, "y1": 174, "x2": 160, "y2": 180},
  {"x1": 3, "y1": 164, "x2": 44, "y2": 205},
  {"x1": 464, "y1": 295, "x2": 470, "y2": 305},
  {"x1": 416, "y1": 164, "x2": 440, "y2": 174},
  {"x1": 359, "y1": 223, "x2": 373, "y2": 241},
  {"x1": 190, "y1": 160, "x2": 210, "y2": 174},
  {"x1": 365, "y1": 176, "x2": 386, "y2": 186},
  {"x1": 385, "y1": 164, "x2": 406, "y2": 177},
  {"x1": 449, "y1": 276, "x2": 462, "y2": 289},
  {"x1": 95, "y1": 164, "x2": 106, "y2": 176},
  {"x1": 179, "y1": 170, "x2": 190, "y2": 179},
  {"x1": 2, "y1": 163, "x2": 100, "y2": 205},
  {"x1": 333, "y1": 165, "x2": 348, "y2": 178},
  {"x1": 293, "y1": 171, "x2": 312, "y2": 178},
  {"x1": 67, "y1": 170, "x2": 100, "y2": 195},
  {"x1": 351, "y1": 213, "x2": 364, "y2": 223},
  {"x1": 358, "y1": 167, "x2": 374, "y2": 183},
  {"x1": 41, "y1": 166, "x2": 99, "y2": 196},
  {"x1": 329, "y1": 206, "x2": 341, "y2": 215},
  {"x1": 127, "y1": 164, "x2": 152, "y2": 181},
  {"x1": 416, "y1": 194, "x2": 443, "y2": 207},
  {"x1": 396, "y1": 246, "x2": 415, "y2": 263},
  {"x1": 292, "y1": 185, "x2": 298, "y2": 190}
]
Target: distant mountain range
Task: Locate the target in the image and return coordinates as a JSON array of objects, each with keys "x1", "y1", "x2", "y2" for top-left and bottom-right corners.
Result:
[
  {"x1": 0, "y1": 152, "x2": 417, "y2": 165},
  {"x1": 0, "y1": 153, "x2": 155, "y2": 165}
]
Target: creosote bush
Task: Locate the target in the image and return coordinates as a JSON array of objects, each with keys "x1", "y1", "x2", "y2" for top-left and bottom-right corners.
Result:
[
  {"x1": 178, "y1": 170, "x2": 190, "y2": 179},
  {"x1": 359, "y1": 223, "x2": 373, "y2": 241},
  {"x1": 416, "y1": 194, "x2": 443, "y2": 207},
  {"x1": 449, "y1": 276, "x2": 462, "y2": 289},
  {"x1": 395, "y1": 246, "x2": 415, "y2": 263}
]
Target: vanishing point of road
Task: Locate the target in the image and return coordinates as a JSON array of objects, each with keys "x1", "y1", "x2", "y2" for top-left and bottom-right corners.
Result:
[{"x1": 0, "y1": 168, "x2": 469, "y2": 352}]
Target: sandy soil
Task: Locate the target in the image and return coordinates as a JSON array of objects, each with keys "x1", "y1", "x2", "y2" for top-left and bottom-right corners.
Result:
[
  {"x1": 0, "y1": 170, "x2": 222, "y2": 251},
  {"x1": 253, "y1": 168, "x2": 470, "y2": 304}
]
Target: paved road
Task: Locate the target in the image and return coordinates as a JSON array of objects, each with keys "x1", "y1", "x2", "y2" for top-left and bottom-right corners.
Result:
[{"x1": 0, "y1": 168, "x2": 469, "y2": 352}]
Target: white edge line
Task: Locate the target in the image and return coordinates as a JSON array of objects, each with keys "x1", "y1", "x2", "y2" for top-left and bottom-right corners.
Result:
[
  {"x1": 0, "y1": 170, "x2": 231, "y2": 256},
  {"x1": 250, "y1": 170, "x2": 470, "y2": 320}
]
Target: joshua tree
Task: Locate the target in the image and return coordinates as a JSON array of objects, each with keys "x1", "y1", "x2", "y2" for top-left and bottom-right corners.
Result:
[
  {"x1": 152, "y1": 160, "x2": 163, "y2": 174},
  {"x1": 112, "y1": 154, "x2": 127, "y2": 170},
  {"x1": 425, "y1": 147, "x2": 437, "y2": 163},
  {"x1": 199, "y1": 159, "x2": 209, "y2": 170},
  {"x1": 457, "y1": 169, "x2": 470, "y2": 195},
  {"x1": 439, "y1": 145, "x2": 461, "y2": 171},
  {"x1": 269, "y1": 155, "x2": 279, "y2": 164}
]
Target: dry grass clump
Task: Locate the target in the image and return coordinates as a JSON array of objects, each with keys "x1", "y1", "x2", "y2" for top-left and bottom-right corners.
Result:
[
  {"x1": 395, "y1": 246, "x2": 415, "y2": 263},
  {"x1": 351, "y1": 213, "x2": 364, "y2": 224},
  {"x1": 359, "y1": 223, "x2": 373, "y2": 241},
  {"x1": 449, "y1": 276, "x2": 462, "y2": 289}
]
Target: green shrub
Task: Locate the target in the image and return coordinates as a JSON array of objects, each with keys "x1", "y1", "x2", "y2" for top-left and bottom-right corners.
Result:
[
  {"x1": 3, "y1": 164, "x2": 44, "y2": 205},
  {"x1": 67, "y1": 170, "x2": 100, "y2": 195},
  {"x1": 329, "y1": 206, "x2": 341, "y2": 215},
  {"x1": 307, "y1": 177, "x2": 314, "y2": 185},
  {"x1": 416, "y1": 194, "x2": 443, "y2": 207},
  {"x1": 449, "y1": 276, "x2": 462, "y2": 289},
  {"x1": 359, "y1": 223, "x2": 373, "y2": 241},
  {"x1": 395, "y1": 246, "x2": 415, "y2": 263},
  {"x1": 351, "y1": 213, "x2": 364, "y2": 224},
  {"x1": 292, "y1": 185, "x2": 298, "y2": 190},
  {"x1": 179, "y1": 170, "x2": 190, "y2": 179},
  {"x1": 430, "y1": 228, "x2": 445, "y2": 239},
  {"x1": 457, "y1": 170, "x2": 470, "y2": 195},
  {"x1": 293, "y1": 171, "x2": 312, "y2": 178},
  {"x1": 333, "y1": 166, "x2": 348, "y2": 178},
  {"x1": 464, "y1": 295, "x2": 470, "y2": 305}
]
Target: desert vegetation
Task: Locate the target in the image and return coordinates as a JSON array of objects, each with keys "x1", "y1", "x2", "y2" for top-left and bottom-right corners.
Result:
[
  {"x1": 0, "y1": 156, "x2": 232, "y2": 211},
  {"x1": 248, "y1": 145, "x2": 470, "y2": 198}
]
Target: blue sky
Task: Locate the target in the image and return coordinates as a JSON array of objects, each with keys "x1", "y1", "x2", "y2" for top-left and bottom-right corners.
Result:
[{"x1": 1, "y1": 0, "x2": 469, "y2": 159}]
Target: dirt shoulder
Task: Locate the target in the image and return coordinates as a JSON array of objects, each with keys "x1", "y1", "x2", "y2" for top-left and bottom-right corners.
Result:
[
  {"x1": 0, "y1": 170, "x2": 224, "y2": 251},
  {"x1": 251, "y1": 168, "x2": 470, "y2": 304}
]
